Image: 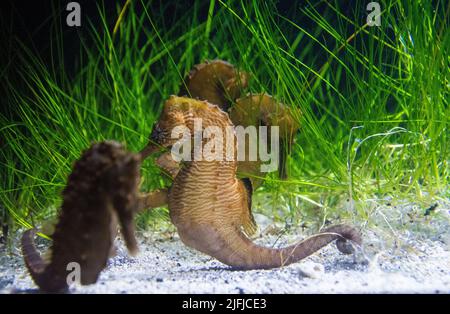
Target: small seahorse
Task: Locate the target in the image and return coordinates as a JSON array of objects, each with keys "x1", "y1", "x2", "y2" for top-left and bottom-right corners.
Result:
[{"x1": 140, "y1": 96, "x2": 361, "y2": 270}]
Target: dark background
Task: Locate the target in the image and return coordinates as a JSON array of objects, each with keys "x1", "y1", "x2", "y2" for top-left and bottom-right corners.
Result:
[
  {"x1": 0, "y1": 1, "x2": 211, "y2": 80},
  {"x1": 0, "y1": 0, "x2": 360, "y2": 74},
  {"x1": 0, "y1": 1, "x2": 362, "y2": 111}
]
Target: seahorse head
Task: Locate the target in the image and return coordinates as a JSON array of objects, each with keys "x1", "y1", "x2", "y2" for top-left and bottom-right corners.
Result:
[{"x1": 141, "y1": 95, "x2": 233, "y2": 158}]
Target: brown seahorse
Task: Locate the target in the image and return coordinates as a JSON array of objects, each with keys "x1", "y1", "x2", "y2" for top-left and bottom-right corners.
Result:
[
  {"x1": 179, "y1": 59, "x2": 249, "y2": 111},
  {"x1": 230, "y1": 93, "x2": 300, "y2": 186},
  {"x1": 177, "y1": 60, "x2": 300, "y2": 187},
  {"x1": 21, "y1": 141, "x2": 143, "y2": 292},
  {"x1": 140, "y1": 96, "x2": 361, "y2": 270}
]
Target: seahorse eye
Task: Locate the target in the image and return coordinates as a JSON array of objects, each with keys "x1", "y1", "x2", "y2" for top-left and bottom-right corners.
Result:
[{"x1": 150, "y1": 123, "x2": 166, "y2": 143}]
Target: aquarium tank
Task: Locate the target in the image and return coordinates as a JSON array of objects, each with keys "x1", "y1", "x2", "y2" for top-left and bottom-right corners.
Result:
[{"x1": 0, "y1": 0, "x2": 448, "y2": 298}]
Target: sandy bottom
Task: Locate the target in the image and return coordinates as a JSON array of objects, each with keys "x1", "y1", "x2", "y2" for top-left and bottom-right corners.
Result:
[{"x1": 1, "y1": 202, "x2": 449, "y2": 294}]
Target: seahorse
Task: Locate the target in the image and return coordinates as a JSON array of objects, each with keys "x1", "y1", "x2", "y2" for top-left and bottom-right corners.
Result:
[
  {"x1": 178, "y1": 60, "x2": 300, "y2": 187},
  {"x1": 230, "y1": 93, "x2": 300, "y2": 186},
  {"x1": 179, "y1": 59, "x2": 249, "y2": 111},
  {"x1": 140, "y1": 96, "x2": 361, "y2": 269},
  {"x1": 21, "y1": 141, "x2": 142, "y2": 292}
]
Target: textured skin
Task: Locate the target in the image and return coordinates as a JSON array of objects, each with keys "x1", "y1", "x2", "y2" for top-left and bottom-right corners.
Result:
[
  {"x1": 21, "y1": 141, "x2": 141, "y2": 292},
  {"x1": 178, "y1": 60, "x2": 249, "y2": 111},
  {"x1": 152, "y1": 93, "x2": 301, "y2": 188},
  {"x1": 177, "y1": 60, "x2": 300, "y2": 188},
  {"x1": 142, "y1": 96, "x2": 361, "y2": 270}
]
